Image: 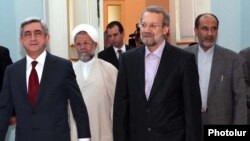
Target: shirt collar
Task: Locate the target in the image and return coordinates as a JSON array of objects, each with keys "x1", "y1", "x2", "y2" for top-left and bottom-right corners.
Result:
[
  {"x1": 198, "y1": 45, "x2": 215, "y2": 55},
  {"x1": 145, "y1": 40, "x2": 165, "y2": 58},
  {"x1": 113, "y1": 44, "x2": 126, "y2": 52},
  {"x1": 26, "y1": 50, "x2": 47, "y2": 66}
]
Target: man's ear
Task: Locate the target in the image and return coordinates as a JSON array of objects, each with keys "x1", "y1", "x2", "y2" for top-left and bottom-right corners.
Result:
[
  {"x1": 194, "y1": 27, "x2": 198, "y2": 36},
  {"x1": 163, "y1": 26, "x2": 169, "y2": 36}
]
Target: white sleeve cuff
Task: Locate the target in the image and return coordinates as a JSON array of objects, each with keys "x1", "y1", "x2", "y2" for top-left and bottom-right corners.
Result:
[{"x1": 79, "y1": 138, "x2": 90, "y2": 141}]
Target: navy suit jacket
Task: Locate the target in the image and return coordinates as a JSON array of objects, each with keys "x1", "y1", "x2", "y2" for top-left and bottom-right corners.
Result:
[
  {"x1": 113, "y1": 42, "x2": 202, "y2": 141},
  {"x1": 0, "y1": 52, "x2": 90, "y2": 141},
  {"x1": 98, "y1": 45, "x2": 134, "y2": 69}
]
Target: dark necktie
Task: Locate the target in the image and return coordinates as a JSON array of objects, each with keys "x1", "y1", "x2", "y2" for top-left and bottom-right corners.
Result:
[
  {"x1": 28, "y1": 61, "x2": 39, "y2": 107},
  {"x1": 117, "y1": 49, "x2": 123, "y2": 60}
]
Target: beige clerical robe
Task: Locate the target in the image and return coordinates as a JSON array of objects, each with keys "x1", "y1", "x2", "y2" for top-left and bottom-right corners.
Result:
[{"x1": 69, "y1": 57, "x2": 117, "y2": 141}]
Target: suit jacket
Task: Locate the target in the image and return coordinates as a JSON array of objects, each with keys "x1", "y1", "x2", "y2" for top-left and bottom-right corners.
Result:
[
  {"x1": 239, "y1": 47, "x2": 250, "y2": 124},
  {"x1": 0, "y1": 52, "x2": 90, "y2": 141},
  {"x1": 98, "y1": 45, "x2": 134, "y2": 69},
  {"x1": 113, "y1": 42, "x2": 202, "y2": 141},
  {"x1": 185, "y1": 44, "x2": 247, "y2": 124},
  {"x1": 0, "y1": 46, "x2": 12, "y2": 91}
]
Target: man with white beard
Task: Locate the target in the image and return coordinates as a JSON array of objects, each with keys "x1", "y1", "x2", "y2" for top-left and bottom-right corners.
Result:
[{"x1": 69, "y1": 24, "x2": 117, "y2": 141}]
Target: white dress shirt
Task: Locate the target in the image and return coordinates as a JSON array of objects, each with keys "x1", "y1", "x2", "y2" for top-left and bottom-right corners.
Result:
[
  {"x1": 198, "y1": 46, "x2": 214, "y2": 108},
  {"x1": 26, "y1": 51, "x2": 46, "y2": 88},
  {"x1": 113, "y1": 44, "x2": 126, "y2": 59}
]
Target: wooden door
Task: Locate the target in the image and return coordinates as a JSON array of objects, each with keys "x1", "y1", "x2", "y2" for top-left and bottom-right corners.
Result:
[
  {"x1": 103, "y1": 0, "x2": 169, "y2": 45},
  {"x1": 103, "y1": 0, "x2": 125, "y2": 30}
]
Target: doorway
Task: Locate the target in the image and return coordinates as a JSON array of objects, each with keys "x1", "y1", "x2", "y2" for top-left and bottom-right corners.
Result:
[{"x1": 103, "y1": 0, "x2": 169, "y2": 45}]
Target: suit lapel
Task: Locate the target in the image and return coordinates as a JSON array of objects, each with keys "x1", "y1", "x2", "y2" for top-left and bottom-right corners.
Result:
[
  {"x1": 18, "y1": 58, "x2": 33, "y2": 109},
  {"x1": 192, "y1": 45, "x2": 199, "y2": 64},
  {"x1": 135, "y1": 47, "x2": 147, "y2": 101},
  {"x1": 105, "y1": 47, "x2": 119, "y2": 69},
  {"x1": 148, "y1": 44, "x2": 174, "y2": 101},
  {"x1": 34, "y1": 53, "x2": 55, "y2": 110},
  {"x1": 110, "y1": 47, "x2": 119, "y2": 64},
  {"x1": 208, "y1": 46, "x2": 225, "y2": 96}
]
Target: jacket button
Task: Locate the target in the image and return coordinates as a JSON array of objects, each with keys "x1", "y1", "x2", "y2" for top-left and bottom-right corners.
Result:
[{"x1": 147, "y1": 127, "x2": 152, "y2": 132}]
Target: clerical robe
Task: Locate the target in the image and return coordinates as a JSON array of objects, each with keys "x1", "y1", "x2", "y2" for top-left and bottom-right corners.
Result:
[{"x1": 69, "y1": 57, "x2": 117, "y2": 141}]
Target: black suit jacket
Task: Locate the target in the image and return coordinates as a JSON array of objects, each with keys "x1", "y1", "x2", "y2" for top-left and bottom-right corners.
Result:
[
  {"x1": 98, "y1": 45, "x2": 134, "y2": 69},
  {"x1": 0, "y1": 46, "x2": 12, "y2": 91},
  {"x1": 113, "y1": 42, "x2": 202, "y2": 141},
  {"x1": 0, "y1": 52, "x2": 90, "y2": 141}
]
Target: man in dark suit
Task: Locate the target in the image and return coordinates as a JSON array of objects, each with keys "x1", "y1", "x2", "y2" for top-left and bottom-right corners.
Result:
[
  {"x1": 185, "y1": 13, "x2": 247, "y2": 125},
  {"x1": 98, "y1": 21, "x2": 134, "y2": 69},
  {"x1": 0, "y1": 46, "x2": 12, "y2": 91},
  {"x1": 113, "y1": 6, "x2": 202, "y2": 141},
  {"x1": 0, "y1": 17, "x2": 91, "y2": 141},
  {"x1": 239, "y1": 47, "x2": 250, "y2": 124},
  {"x1": 0, "y1": 46, "x2": 16, "y2": 125}
]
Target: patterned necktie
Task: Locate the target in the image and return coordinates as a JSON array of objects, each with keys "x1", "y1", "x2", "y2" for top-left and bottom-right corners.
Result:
[
  {"x1": 117, "y1": 49, "x2": 123, "y2": 60},
  {"x1": 28, "y1": 61, "x2": 39, "y2": 107}
]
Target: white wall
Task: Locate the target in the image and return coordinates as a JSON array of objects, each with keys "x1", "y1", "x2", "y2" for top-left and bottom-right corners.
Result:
[
  {"x1": 211, "y1": 0, "x2": 242, "y2": 52},
  {"x1": 169, "y1": 0, "x2": 210, "y2": 47},
  {"x1": 45, "y1": 0, "x2": 102, "y2": 60},
  {"x1": 44, "y1": 0, "x2": 69, "y2": 58},
  {"x1": 0, "y1": 0, "x2": 44, "y2": 62}
]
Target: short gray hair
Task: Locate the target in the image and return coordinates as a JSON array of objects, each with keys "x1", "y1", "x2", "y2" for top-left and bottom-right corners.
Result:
[
  {"x1": 140, "y1": 5, "x2": 170, "y2": 26},
  {"x1": 20, "y1": 17, "x2": 49, "y2": 36}
]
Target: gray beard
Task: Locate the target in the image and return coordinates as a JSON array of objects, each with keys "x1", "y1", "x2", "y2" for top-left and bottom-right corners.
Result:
[
  {"x1": 142, "y1": 38, "x2": 156, "y2": 47},
  {"x1": 79, "y1": 53, "x2": 94, "y2": 62}
]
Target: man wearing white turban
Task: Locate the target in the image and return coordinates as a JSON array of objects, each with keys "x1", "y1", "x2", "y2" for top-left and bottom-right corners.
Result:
[{"x1": 69, "y1": 24, "x2": 117, "y2": 141}]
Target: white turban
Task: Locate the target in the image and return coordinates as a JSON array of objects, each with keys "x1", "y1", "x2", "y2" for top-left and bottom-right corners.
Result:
[{"x1": 72, "y1": 24, "x2": 98, "y2": 43}]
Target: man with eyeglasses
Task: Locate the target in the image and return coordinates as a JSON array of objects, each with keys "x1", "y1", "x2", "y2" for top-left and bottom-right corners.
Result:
[
  {"x1": 113, "y1": 5, "x2": 202, "y2": 141},
  {"x1": 185, "y1": 13, "x2": 247, "y2": 127},
  {"x1": 0, "y1": 17, "x2": 91, "y2": 141},
  {"x1": 69, "y1": 24, "x2": 117, "y2": 141},
  {"x1": 98, "y1": 21, "x2": 134, "y2": 69}
]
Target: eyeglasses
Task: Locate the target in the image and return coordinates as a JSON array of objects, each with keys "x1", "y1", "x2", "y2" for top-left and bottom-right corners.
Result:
[
  {"x1": 22, "y1": 30, "x2": 45, "y2": 39},
  {"x1": 75, "y1": 41, "x2": 93, "y2": 47},
  {"x1": 138, "y1": 23, "x2": 163, "y2": 30}
]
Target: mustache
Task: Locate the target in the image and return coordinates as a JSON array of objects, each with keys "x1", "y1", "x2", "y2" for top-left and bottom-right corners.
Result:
[
  {"x1": 204, "y1": 35, "x2": 214, "y2": 40},
  {"x1": 141, "y1": 32, "x2": 154, "y2": 37}
]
